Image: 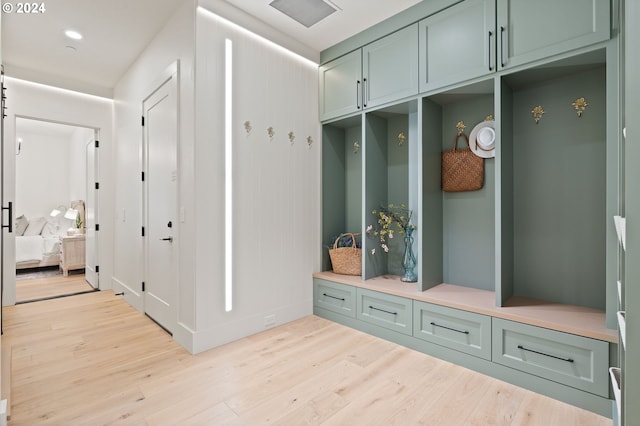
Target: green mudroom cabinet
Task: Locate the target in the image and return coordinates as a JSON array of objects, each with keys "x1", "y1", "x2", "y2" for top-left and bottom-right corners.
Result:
[
  {"x1": 316, "y1": 0, "x2": 621, "y2": 419},
  {"x1": 319, "y1": 24, "x2": 419, "y2": 122}
]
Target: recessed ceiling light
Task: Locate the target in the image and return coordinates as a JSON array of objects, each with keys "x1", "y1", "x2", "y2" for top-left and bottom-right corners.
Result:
[{"x1": 65, "y1": 30, "x2": 83, "y2": 40}]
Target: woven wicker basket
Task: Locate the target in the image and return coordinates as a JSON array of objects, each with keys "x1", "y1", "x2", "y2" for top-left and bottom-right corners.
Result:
[
  {"x1": 442, "y1": 132, "x2": 484, "y2": 192},
  {"x1": 329, "y1": 233, "x2": 362, "y2": 276}
]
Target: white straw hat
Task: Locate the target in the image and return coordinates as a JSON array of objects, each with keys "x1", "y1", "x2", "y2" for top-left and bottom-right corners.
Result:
[{"x1": 469, "y1": 120, "x2": 495, "y2": 158}]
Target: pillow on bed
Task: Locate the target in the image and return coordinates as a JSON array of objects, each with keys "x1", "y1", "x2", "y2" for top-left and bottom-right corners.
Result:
[
  {"x1": 15, "y1": 215, "x2": 29, "y2": 236},
  {"x1": 23, "y1": 216, "x2": 47, "y2": 236},
  {"x1": 41, "y1": 220, "x2": 58, "y2": 238}
]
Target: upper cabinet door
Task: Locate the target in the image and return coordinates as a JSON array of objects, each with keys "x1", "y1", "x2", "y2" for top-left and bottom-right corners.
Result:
[
  {"x1": 319, "y1": 49, "x2": 362, "y2": 122},
  {"x1": 497, "y1": 0, "x2": 610, "y2": 70},
  {"x1": 362, "y1": 24, "x2": 419, "y2": 110},
  {"x1": 419, "y1": 0, "x2": 496, "y2": 93}
]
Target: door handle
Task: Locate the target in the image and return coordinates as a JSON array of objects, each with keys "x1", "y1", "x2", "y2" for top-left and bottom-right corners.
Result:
[{"x1": 160, "y1": 237, "x2": 173, "y2": 242}]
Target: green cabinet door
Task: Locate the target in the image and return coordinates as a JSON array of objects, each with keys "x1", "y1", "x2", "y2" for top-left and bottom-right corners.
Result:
[
  {"x1": 319, "y1": 50, "x2": 362, "y2": 121},
  {"x1": 419, "y1": 0, "x2": 496, "y2": 93},
  {"x1": 497, "y1": 0, "x2": 610, "y2": 70},
  {"x1": 362, "y1": 24, "x2": 419, "y2": 109}
]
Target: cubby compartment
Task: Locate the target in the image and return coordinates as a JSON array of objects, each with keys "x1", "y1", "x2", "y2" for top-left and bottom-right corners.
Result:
[
  {"x1": 363, "y1": 100, "x2": 419, "y2": 280},
  {"x1": 421, "y1": 79, "x2": 496, "y2": 292},
  {"x1": 321, "y1": 115, "x2": 363, "y2": 273},
  {"x1": 498, "y1": 49, "x2": 611, "y2": 311}
]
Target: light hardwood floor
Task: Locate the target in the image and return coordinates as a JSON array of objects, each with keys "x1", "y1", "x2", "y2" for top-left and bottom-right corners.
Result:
[
  {"x1": 2, "y1": 291, "x2": 612, "y2": 425},
  {"x1": 15, "y1": 272, "x2": 94, "y2": 303}
]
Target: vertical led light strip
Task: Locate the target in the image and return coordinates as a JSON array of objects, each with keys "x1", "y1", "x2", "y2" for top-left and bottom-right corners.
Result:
[{"x1": 225, "y1": 38, "x2": 233, "y2": 312}]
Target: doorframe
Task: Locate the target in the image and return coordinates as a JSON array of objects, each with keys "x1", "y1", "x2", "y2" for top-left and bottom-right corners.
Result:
[
  {"x1": 2, "y1": 115, "x2": 101, "y2": 305},
  {"x1": 141, "y1": 61, "x2": 180, "y2": 332}
]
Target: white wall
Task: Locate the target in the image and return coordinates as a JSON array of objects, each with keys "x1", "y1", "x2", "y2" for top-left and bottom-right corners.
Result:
[
  {"x1": 15, "y1": 130, "x2": 71, "y2": 219},
  {"x1": 192, "y1": 4, "x2": 321, "y2": 352},
  {"x1": 14, "y1": 125, "x2": 93, "y2": 221},
  {"x1": 2, "y1": 78, "x2": 114, "y2": 305},
  {"x1": 111, "y1": 0, "x2": 196, "y2": 346},
  {"x1": 112, "y1": 0, "x2": 321, "y2": 353}
]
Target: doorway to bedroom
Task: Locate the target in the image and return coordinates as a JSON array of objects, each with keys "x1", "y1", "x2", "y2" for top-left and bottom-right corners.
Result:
[{"x1": 14, "y1": 118, "x2": 98, "y2": 303}]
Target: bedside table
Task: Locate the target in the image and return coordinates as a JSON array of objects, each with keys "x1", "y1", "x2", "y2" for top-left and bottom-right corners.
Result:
[{"x1": 60, "y1": 235, "x2": 86, "y2": 276}]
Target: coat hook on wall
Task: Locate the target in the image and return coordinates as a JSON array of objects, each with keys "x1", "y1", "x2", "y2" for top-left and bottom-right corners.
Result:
[
  {"x1": 267, "y1": 126, "x2": 275, "y2": 141},
  {"x1": 531, "y1": 106, "x2": 545, "y2": 124},
  {"x1": 244, "y1": 120, "x2": 252, "y2": 135},
  {"x1": 572, "y1": 97, "x2": 589, "y2": 117},
  {"x1": 397, "y1": 131, "x2": 406, "y2": 146},
  {"x1": 307, "y1": 136, "x2": 313, "y2": 148},
  {"x1": 353, "y1": 141, "x2": 360, "y2": 154},
  {"x1": 456, "y1": 121, "x2": 466, "y2": 135},
  {"x1": 288, "y1": 131, "x2": 295, "y2": 145}
]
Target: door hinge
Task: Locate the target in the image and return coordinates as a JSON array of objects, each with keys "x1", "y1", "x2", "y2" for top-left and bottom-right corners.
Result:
[
  {"x1": 142, "y1": 226, "x2": 145, "y2": 237},
  {"x1": 95, "y1": 224, "x2": 100, "y2": 231},
  {"x1": 95, "y1": 182, "x2": 100, "y2": 190},
  {"x1": 95, "y1": 140, "x2": 100, "y2": 148},
  {"x1": 142, "y1": 282, "x2": 145, "y2": 292},
  {"x1": 95, "y1": 265, "x2": 100, "y2": 273},
  {"x1": 141, "y1": 116, "x2": 145, "y2": 126}
]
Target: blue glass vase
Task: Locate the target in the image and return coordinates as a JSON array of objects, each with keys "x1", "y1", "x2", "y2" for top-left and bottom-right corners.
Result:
[{"x1": 401, "y1": 227, "x2": 417, "y2": 282}]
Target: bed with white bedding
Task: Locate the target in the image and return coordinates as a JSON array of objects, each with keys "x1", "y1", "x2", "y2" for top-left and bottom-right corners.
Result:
[
  {"x1": 14, "y1": 208, "x2": 77, "y2": 270},
  {"x1": 15, "y1": 234, "x2": 62, "y2": 269}
]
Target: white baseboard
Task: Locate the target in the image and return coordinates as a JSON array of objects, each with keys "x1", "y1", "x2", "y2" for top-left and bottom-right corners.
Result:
[{"x1": 191, "y1": 300, "x2": 313, "y2": 354}]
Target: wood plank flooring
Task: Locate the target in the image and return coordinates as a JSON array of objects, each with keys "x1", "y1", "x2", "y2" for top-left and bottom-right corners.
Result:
[
  {"x1": 1, "y1": 291, "x2": 612, "y2": 425},
  {"x1": 15, "y1": 272, "x2": 94, "y2": 303}
]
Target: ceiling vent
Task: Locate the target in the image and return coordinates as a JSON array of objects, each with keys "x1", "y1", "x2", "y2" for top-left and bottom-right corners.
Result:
[{"x1": 269, "y1": 0, "x2": 337, "y2": 28}]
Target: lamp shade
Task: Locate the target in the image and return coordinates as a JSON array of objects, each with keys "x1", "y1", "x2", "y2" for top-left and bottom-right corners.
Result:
[{"x1": 64, "y1": 208, "x2": 79, "y2": 221}]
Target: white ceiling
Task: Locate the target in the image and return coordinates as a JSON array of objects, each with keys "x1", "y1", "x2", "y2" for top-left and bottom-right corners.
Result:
[{"x1": 1, "y1": 0, "x2": 421, "y2": 98}]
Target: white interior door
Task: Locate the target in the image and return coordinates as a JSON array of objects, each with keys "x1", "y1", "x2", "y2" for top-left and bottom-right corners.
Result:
[
  {"x1": 143, "y1": 71, "x2": 178, "y2": 333},
  {"x1": 85, "y1": 136, "x2": 99, "y2": 288}
]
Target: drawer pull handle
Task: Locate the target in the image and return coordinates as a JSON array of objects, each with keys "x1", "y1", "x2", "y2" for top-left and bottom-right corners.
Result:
[
  {"x1": 430, "y1": 322, "x2": 469, "y2": 335},
  {"x1": 369, "y1": 305, "x2": 397, "y2": 316},
  {"x1": 517, "y1": 345, "x2": 574, "y2": 363},
  {"x1": 323, "y1": 293, "x2": 345, "y2": 302}
]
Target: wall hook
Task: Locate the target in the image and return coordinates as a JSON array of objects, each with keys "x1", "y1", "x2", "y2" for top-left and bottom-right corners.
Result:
[
  {"x1": 267, "y1": 126, "x2": 275, "y2": 141},
  {"x1": 288, "y1": 131, "x2": 295, "y2": 145},
  {"x1": 244, "y1": 120, "x2": 252, "y2": 135},
  {"x1": 397, "y1": 131, "x2": 406, "y2": 146},
  {"x1": 306, "y1": 136, "x2": 313, "y2": 148},
  {"x1": 531, "y1": 106, "x2": 545, "y2": 124},
  {"x1": 353, "y1": 141, "x2": 360, "y2": 154},
  {"x1": 572, "y1": 97, "x2": 588, "y2": 117},
  {"x1": 456, "y1": 121, "x2": 466, "y2": 135}
]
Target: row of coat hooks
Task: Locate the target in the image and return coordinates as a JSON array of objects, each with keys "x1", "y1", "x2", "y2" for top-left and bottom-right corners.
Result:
[
  {"x1": 532, "y1": 97, "x2": 589, "y2": 124},
  {"x1": 243, "y1": 120, "x2": 314, "y2": 148}
]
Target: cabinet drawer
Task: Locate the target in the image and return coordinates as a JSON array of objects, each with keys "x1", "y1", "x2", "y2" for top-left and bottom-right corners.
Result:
[
  {"x1": 413, "y1": 301, "x2": 491, "y2": 360},
  {"x1": 313, "y1": 279, "x2": 356, "y2": 318},
  {"x1": 492, "y1": 318, "x2": 609, "y2": 397},
  {"x1": 357, "y1": 288, "x2": 412, "y2": 335}
]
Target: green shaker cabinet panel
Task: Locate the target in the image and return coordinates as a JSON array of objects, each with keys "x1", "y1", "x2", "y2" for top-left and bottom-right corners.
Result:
[
  {"x1": 492, "y1": 318, "x2": 609, "y2": 397},
  {"x1": 357, "y1": 288, "x2": 413, "y2": 335},
  {"x1": 419, "y1": 0, "x2": 496, "y2": 93},
  {"x1": 363, "y1": 24, "x2": 419, "y2": 109},
  {"x1": 319, "y1": 50, "x2": 362, "y2": 121},
  {"x1": 497, "y1": 0, "x2": 610, "y2": 70},
  {"x1": 413, "y1": 301, "x2": 492, "y2": 360},
  {"x1": 314, "y1": 279, "x2": 357, "y2": 318}
]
